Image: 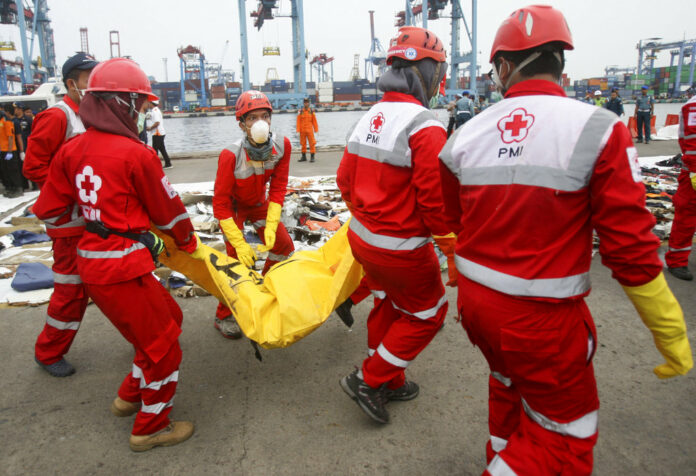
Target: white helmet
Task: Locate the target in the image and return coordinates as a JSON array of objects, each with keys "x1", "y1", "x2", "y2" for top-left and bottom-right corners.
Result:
[{"x1": 594, "y1": 90, "x2": 602, "y2": 96}]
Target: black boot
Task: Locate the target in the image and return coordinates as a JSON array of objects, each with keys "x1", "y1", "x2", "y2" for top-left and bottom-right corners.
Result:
[
  {"x1": 299, "y1": 153, "x2": 307, "y2": 162},
  {"x1": 335, "y1": 298, "x2": 354, "y2": 328},
  {"x1": 668, "y1": 267, "x2": 693, "y2": 281},
  {"x1": 310, "y1": 153, "x2": 315, "y2": 163}
]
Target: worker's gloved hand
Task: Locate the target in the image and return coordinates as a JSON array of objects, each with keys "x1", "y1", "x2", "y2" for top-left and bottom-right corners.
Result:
[
  {"x1": 622, "y1": 272, "x2": 694, "y2": 379},
  {"x1": 433, "y1": 233, "x2": 458, "y2": 287},
  {"x1": 219, "y1": 217, "x2": 257, "y2": 268},
  {"x1": 257, "y1": 202, "x2": 282, "y2": 253},
  {"x1": 690, "y1": 172, "x2": 696, "y2": 191},
  {"x1": 189, "y1": 234, "x2": 208, "y2": 261},
  {"x1": 140, "y1": 231, "x2": 167, "y2": 262},
  {"x1": 4, "y1": 152, "x2": 12, "y2": 160}
]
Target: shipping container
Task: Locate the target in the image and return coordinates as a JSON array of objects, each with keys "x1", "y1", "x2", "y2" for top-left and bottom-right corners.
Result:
[
  {"x1": 361, "y1": 88, "x2": 377, "y2": 95},
  {"x1": 211, "y1": 98, "x2": 227, "y2": 107},
  {"x1": 334, "y1": 93, "x2": 361, "y2": 101}
]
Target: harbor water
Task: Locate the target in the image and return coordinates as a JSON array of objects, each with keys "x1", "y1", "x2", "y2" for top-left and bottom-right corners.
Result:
[{"x1": 162, "y1": 103, "x2": 683, "y2": 155}]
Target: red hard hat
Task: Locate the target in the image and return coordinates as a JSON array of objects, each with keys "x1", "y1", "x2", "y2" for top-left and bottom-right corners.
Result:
[
  {"x1": 87, "y1": 57, "x2": 158, "y2": 101},
  {"x1": 235, "y1": 90, "x2": 272, "y2": 120},
  {"x1": 489, "y1": 5, "x2": 573, "y2": 63},
  {"x1": 387, "y1": 26, "x2": 446, "y2": 65}
]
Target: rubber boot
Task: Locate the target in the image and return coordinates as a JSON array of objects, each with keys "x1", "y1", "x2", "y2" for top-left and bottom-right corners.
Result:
[
  {"x1": 299, "y1": 153, "x2": 307, "y2": 162},
  {"x1": 310, "y1": 153, "x2": 315, "y2": 163}
]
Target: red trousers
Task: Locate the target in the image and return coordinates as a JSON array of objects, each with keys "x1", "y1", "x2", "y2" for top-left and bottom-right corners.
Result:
[
  {"x1": 458, "y1": 276, "x2": 599, "y2": 476},
  {"x1": 665, "y1": 170, "x2": 696, "y2": 268},
  {"x1": 35, "y1": 236, "x2": 90, "y2": 364},
  {"x1": 299, "y1": 130, "x2": 316, "y2": 154},
  {"x1": 216, "y1": 204, "x2": 295, "y2": 320},
  {"x1": 85, "y1": 274, "x2": 183, "y2": 436},
  {"x1": 348, "y1": 231, "x2": 447, "y2": 389}
]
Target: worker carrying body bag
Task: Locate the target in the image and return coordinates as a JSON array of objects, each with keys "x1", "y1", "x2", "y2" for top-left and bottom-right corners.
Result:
[{"x1": 154, "y1": 221, "x2": 363, "y2": 349}]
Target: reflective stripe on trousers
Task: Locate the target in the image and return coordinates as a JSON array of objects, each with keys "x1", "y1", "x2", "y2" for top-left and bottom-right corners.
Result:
[
  {"x1": 53, "y1": 272, "x2": 82, "y2": 284},
  {"x1": 521, "y1": 398, "x2": 598, "y2": 439},
  {"x1": 349, "y1": 216, "x2": 429, "y2": 251},
  {"x1": 45, "y1": 315, "x2": 81, "y2": 331},
  {"x1": 132, "y1": 364, "x2": 179, "y2": 391},
  {"x1": 455, "y1": 254, "x2": 590, "y2": 299},
  {"x1": 487, "y1": 455, "x2": 517, "y2": 476}
]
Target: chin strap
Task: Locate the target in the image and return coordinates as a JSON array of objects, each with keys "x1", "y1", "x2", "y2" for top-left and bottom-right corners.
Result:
[{"x1": 492, "y1": 51, "x2": 542, "y2": 93}]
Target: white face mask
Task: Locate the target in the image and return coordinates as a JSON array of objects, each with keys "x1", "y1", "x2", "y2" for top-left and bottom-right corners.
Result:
[{"x1": 249, "y1": 119, "x2": 270, "y2": 144}]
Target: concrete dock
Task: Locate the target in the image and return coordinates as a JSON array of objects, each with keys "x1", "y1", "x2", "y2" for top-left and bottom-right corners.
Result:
[{"x1": 1, "y1": 140, "x2": 694, "y2": 475}]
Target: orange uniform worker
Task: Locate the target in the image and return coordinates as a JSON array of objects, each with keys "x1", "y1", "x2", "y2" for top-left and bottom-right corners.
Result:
[{"x1": 296, "y1": 98, "x2": 318, "y2": 162}]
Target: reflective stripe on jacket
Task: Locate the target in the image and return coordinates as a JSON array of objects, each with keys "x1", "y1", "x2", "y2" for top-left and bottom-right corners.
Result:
[{"x1": 439, "y1": 80, "x2": 662, "y2": 299}]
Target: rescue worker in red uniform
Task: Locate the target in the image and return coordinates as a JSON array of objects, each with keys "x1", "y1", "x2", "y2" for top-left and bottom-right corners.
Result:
[
  {"x1": 296, "y1": 97, "x2": 318, "y2": 162},
  {"x1": 337, "y1": 26, "x2": 452, "y2": 424},
  {"x1": 33, "y1": 58, "x2": 214, "y2": 451},
  {"x1": 212, "y1": 90, "x2": 294, "y2": 338},
  {"x1": 665, "y1": 91, "x2": 696, "y2": 281},
  {"x1": 438, "y1": 6, "x2": 693, "y2": 474},
  {"x1": 23, "y1": 52, "x2": 98, "y2": 377}
]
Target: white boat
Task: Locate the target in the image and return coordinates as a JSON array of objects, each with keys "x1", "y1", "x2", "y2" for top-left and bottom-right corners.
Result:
[{"x1": 0, "y1": 80, "x2": 67, "y2": 112}]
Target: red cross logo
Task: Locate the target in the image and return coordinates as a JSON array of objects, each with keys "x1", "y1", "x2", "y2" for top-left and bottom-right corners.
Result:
[
  {"x1": 497, "y1": 108, "x2": 535, "y2": 144},
  {"x1": 75, "y1": 165, "x2": 102, "y2": 205},
  {"x1": 369, "y1": 112, "x2": 385, "y2": 133}
]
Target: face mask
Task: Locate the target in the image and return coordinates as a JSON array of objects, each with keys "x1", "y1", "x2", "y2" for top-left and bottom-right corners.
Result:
[
  {"x1": 491, "y1": 51, "x2": 542, "y2": 95},
  {"x1": 137, "y1": 112, "x2": 146, "y2": 133},
  {"x1": 249, "y1": 119, "x2": 270, "y2": 144}
]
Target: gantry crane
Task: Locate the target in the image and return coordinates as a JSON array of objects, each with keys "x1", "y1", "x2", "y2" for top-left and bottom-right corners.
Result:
[
  {"x1": 395, "y1": 0, "x2": 477, "y2": 96},
  {"x1": 238, "y1": 0, "x2": 306, "y2": 108},
  {"x1": 177, "y1": 45, "x2": 208, "y2": 109},
  {"x1": 365, "y1": 10, "x2": 386, "y2": 82},
  {"x1": 0, "y1": 0, "x2": 56, "y2": 93},
  {"x1": 309, "y1": 53, "x2": 333, "y2": 83},
  {"x1": 637, "y1": 37, "x2": 696, "y2": 96}
]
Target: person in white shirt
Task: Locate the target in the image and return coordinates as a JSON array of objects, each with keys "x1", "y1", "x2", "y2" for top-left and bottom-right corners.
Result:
[{"x1": 146, "y1": 99, "x2": 172, "y2": 169}]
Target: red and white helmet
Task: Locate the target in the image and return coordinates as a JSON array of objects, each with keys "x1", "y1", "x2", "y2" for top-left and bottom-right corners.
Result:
[
  {"x1": 87, "y1": 57, "x2": 158, "y2": 101},
  {"x1": 235, "y1": 90, "x2": 272, "y2": 120},
  {"x1": 489, "y1": 5, "x2": 573, "y2": 62},
  {"x1": 386, "y1": 26, "x2": 446, "y2": 65}
]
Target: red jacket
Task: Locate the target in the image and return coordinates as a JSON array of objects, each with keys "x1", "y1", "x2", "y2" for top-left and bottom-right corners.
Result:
[
  {"x1": 213, "y1": 135, "x2": 291, "y2": 220},
  {"x1": 24, "y1": 96, "x2": 84, "y2": 186},
  {"x1": 439, "y1": 80, "x2": 662, "y2": 300},
  {"x1": 337, "y1": 92, "x2": 449, "y2": 252},
  {"x1": 33, "y1": 128, "x2": 197, "y2": 285},
  {"x1": 679, "y1": 95, "x2": 696, "y2": 171}
]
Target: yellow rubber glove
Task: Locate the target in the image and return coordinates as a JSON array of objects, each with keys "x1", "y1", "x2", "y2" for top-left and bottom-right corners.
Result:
[
  {"x1": 257, "y1": 202, "x2": 282, "y2": 253},
  {"x1": 690, "y1": 172, "x2": 696, "y2": 191},
  {"x1": 219, "y1": 217, "x2": 257, "y2": 268},
  {"x1": 622, "y1": 272, "x2": 693, "y2": 379},
  {"x1": 433, "y1": 233, "x2": 458, "y2": 287}
]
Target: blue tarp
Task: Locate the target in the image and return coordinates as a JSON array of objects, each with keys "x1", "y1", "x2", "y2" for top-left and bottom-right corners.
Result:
[
  {"x1": 10, "y1": 230, "x2": 51, "y2": 246},
  {"x1": 11, "y1": 262, "x2": 54, "y2": 291}
]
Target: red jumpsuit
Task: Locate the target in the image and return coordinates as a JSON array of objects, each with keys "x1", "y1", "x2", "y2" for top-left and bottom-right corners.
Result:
[
  {"x1": 212, "y1": 135, "x2": 294, "y2": 320},
  {"x1": 23, "y1": 97, "x2": 89, "y2": 366},
  {"x1": 439, "y1": 80, "x2": 663, "y2": 474},
  {"x1": 665, "y1": 95, "x2": 696, "y2": 269},
  {"x1": 337, "y1": 91, "x2": 450, "y2": 390},
  {"x1": 33, "y1": 128, "x2": 198, "y2": 436}
]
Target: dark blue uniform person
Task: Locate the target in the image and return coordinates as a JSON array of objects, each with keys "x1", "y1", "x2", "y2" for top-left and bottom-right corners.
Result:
[
  {"x1": 605, "y1": 90, "x2": 624, "y2": 117},
  {"x1": 635, "y1": 85, "x2": 654, "y2": 144}
]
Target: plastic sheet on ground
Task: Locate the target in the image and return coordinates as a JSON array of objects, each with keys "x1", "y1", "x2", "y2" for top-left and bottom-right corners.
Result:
[
  {"x1": 155, "y1": 222, "x2": 363, "y2": 348},
  {"x1": 654, "y1": 125, "x2": 678, "y2": 141}
]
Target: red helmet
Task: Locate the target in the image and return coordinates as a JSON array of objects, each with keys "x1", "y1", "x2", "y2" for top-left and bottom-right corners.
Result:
[
  {"x1": 386, "y1": 26, "x2": 446, "y2": 65},
  {"x1": 235, "y1": 90, "x2": 272, "y2": 120},
  {"x1": 489, "y1": 5, "x2": 573, "y2": 62},
  {"x1": 87, "y1": 57, "x2": 158, "y2": 101}
]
